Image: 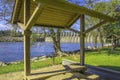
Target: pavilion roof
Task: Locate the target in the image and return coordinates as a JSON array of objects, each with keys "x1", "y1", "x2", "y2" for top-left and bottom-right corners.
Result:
[{"x1": 11, "y1": 0, "x2": 115, "y2": 29}]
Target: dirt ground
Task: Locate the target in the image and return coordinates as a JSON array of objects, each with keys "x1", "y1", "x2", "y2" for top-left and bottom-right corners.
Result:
[
  {"x1": 0, "y1": 71, "x2": 24, "y2": 80},
  {"x1": 0, "y1": 65, "x2": 98, "y2": 80},
  {"x1": 0, "y1": 65, "x2": 120, "y2": 80}
]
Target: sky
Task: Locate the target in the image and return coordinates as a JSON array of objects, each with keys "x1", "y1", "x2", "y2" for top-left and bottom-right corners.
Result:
[{"x1": 0, "y1": 23, "x2": 12, "y2": 30}]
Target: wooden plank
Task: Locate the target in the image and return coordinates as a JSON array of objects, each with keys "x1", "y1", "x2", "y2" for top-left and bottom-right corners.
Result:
[
  {"x1": 85, "y1": 21, "x2": 107, "y2": 34},
  {"x1": 39, "y1": 12, "x2": 74, "y2": 20},
  {"x1": 38, "y1": 15, "x2": 70, "y2": 22},
  {"x1": 80, "y1": 15, "x2": 85, "y2": 65},
  {"x1": 68, "y1": 65, "x2": 87, "y2": 73},
  {"x1": 37, "y1": 18, "x2": 68, "y2": 23},
  {"x1": 33, "y1": 24, "x2": 67, "y2": 29},
  {"x1": 44, "y1": 7, "x2": 75, "y2": 15},
  {"x1": 33, "y1": 0, "x2": 115, "y2": 22},
  {"x1": 25, "y1": 3, "x2": 45, "y2": 30}
]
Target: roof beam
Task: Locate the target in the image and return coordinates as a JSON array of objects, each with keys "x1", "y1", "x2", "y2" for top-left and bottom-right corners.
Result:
[
  {"x1": 69, "y1": 28, "x2": 80, "y2": 34},
  {"x1": 25, "y1": 3, "x2": 45, "y2": 30},
  {"x1": 84, "y1": 20, "x2": 107, "y2": 34},
  {"x1": 112, "y1": 34, "x2": 120, "y2": 38},
  {"x1": 66, "y1": 14, "x2": 80, "y2": 27},
  {"x1": 33, "y1": 0, "x2": 115, "y2": 22},
  {"x1": 11, "y1": 0, "x2": 20, "y2": 23},
  {"x1": 69, "y1": 21, "x2": 107, "y2": 35}
]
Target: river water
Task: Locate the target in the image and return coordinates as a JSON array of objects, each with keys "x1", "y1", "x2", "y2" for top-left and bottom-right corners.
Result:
[
  {"x1": 0, "y1": 42, "x2": 80, "y2": 62},
  {"x1": 0, "y1": 42, "x2": 101, "y2": 62}
]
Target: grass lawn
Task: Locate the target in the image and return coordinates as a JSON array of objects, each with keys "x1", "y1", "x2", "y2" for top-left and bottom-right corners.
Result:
[
  {"x1": 0, "y1": 57, "x2": 62, "y2": 74},
  {"x1": 64, "y1": 47, "x2": 120, "y2": 71},
  {"x1": 0, "y1": 46, "x2": 120, "y2": 74}
]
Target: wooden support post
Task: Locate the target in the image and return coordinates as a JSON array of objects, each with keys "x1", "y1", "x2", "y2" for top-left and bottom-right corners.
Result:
[
  {"x1": 24, "y1": 0, "x2": 30, "y2": 79},
  {"x1": 23, "y1": 30, "x2": 32, "y2": 80},
  {"x1": 80, "y1": 15, "x2": 85, "y2": 65}
]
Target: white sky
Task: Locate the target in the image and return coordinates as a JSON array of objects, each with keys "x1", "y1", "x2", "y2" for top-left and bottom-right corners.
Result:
[{"x1": 0, "y1": 23, "x2": 12, "y2": 30}]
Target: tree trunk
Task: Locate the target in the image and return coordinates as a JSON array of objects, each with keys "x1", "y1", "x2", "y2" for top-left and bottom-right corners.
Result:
[
  {"x1": 97, "y1": 28, "x2": 104, "y2": 47},
  {"x1": 93, "y1": 34, "x2": 98, "y2": 49},
  {"x1": 50, "y1": 28, "x2": 62, "y2": 55}
]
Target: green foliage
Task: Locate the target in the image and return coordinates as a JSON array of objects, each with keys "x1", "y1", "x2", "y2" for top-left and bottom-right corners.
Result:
[
  {"x1": 0, "y1": 30, "x2": 22, "y2": 37},
  {"x1": 0, "y1": 62, "x2": 24, "y2": 74},
  {"x1": 94, "y1": 0, "x2": 120, "y2": 37},
  {"x1": 31, "y1": 33, "x2": 39, "y2": 44}
]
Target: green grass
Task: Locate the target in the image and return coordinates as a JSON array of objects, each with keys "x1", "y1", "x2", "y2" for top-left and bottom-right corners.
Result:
[
  {"x1": 0, "y1": 57, "x2": 62, "y2": 74},
  {"x1": 64, "y1": 47, "x2": 120, "y2": 71},
  {"x1": 0, "y1": 47, "x2": 120, "y2": 74}
]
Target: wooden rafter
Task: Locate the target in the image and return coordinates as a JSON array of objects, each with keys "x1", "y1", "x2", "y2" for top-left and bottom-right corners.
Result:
[
  {"x1": 69, "y1": 28, "x2": 80, "y2": 34},
  {"x1": 112, "y1": 34, "x2": 120, "y2": 38},
  {"x1": 84, "y1": 21, "x2": 107, "y2": 34},
  {"x1": 66, "y1": 14, "x2": 80, "y2": 27},
  {"x1": 25, "y1": 3, "x2": 45, "y2": 30},
  {"x1": 11, "y1": 0, "x2": 21, "y2": 23}
]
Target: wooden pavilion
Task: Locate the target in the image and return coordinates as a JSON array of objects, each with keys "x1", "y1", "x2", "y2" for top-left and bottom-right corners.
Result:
[{"x1": 11, "y1": 0, "x2": 115, "y2": 80}]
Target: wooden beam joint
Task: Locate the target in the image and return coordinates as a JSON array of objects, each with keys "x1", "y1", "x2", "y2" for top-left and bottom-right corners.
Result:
[
  {"x1": 25, "y1": 3, "x2": 45, "y2": 30},
  {"x1": 22, "y1": 30, "x2": 32, "y2": 36},
  {"x1": 17, "y1": 22, "x2": 26, "y2": 30}
]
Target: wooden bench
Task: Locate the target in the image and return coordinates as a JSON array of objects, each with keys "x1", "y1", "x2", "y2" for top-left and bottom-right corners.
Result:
[{"x1": 67, "y1": 64, "x2": 87, "y2": 73}]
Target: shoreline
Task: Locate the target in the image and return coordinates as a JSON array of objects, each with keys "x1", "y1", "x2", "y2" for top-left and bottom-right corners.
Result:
[
  {"x1": 0, "y1": 49, "x2": 81, "y2": 66},
  {"x1": 0, "y1": 37, "x2": 23, "y2": 42}
]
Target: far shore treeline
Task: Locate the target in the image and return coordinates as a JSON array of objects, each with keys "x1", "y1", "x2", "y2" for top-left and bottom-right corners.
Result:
[{"x1": 0, "y1": 30, "x2": 23, "y2": 42}]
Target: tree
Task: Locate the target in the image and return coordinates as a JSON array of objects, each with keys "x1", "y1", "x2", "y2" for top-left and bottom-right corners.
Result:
[
  {"x1": 0, "y1": 0, "x2": 20, "y2": 37},
  {"x1": 49, "y1": 28, "x2": 62, "y2": 55},
  {"x1": 84, "y1": 0, "x2": 120, "y2": 49},
  {"x1": 0, "y1": 0, "x2": 14, "y2": 22}
]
